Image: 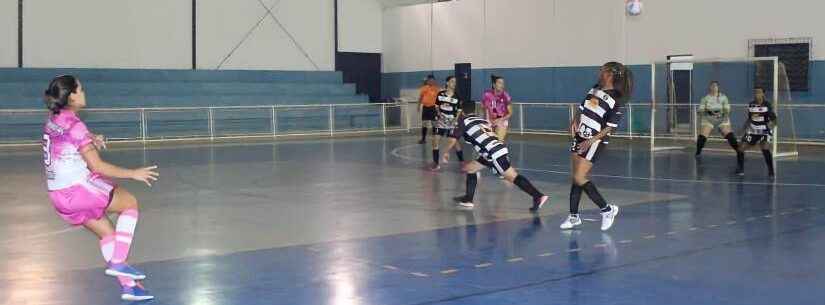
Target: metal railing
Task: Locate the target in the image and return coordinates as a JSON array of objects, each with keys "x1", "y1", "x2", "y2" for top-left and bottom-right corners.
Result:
[
  {"x1": 399, "y1": 101, "x2": 824, "y2": 145},
  {"x1": 1, "y1": 101, "x2": 823, "y2": 146},
  {"x1": 0, "y1": 103, "x2": 407, "y2": 145}
]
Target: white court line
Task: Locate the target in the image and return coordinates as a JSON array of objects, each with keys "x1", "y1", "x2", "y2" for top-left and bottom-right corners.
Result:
[
  {"x1": 390, "y1": 143, "x2": 426, "y2": 162},
  {"x1": 0, "y1": 226, "x2": 80, "y2": 244},
  {"x1": 390, "y1": 143, "x2": 825, "y2": 187}
]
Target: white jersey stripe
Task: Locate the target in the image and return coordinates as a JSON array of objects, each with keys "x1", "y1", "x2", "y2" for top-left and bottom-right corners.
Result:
[
  {"x1": 594, "y1": 90, "x2": 616, "y2": 108},
  {"x1": 585, "y1": 140, "x2": 602, "y2": 160},
  {"x1": 580, "y1": 115, "x2": 602, "y2": 132}
]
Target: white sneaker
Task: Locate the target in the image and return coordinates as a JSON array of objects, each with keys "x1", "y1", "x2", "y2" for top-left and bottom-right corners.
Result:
[
  {"x1": 600, "y1": 205, "x2": 619, "y2": 231},
  {"x1": 560, "y1": 215, "x2": 582, "y2": 229},
  {"x1": 457, "y1": 201, "x2": 475, "y2": 208}
]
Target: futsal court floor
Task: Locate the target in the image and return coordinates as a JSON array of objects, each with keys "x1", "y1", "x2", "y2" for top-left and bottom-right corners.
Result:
[{"x1": 2, "y1": 134, "x2": 824, "y2": 305}]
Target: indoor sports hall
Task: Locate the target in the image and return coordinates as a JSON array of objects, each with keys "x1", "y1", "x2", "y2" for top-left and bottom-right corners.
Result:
[{"x1": 1, "y1": 1, "x2": 824, "y2": 304}]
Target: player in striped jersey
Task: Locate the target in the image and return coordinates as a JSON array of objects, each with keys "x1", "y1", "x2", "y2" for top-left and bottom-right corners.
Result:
[
  {"x1": 452, "y1": 100, "x2": 549, "y2": 211},
  {"x1": 561, "y1": 62, "x2": 633, "y2": 231},
  {"x1": 430, "y1": 76, "x2": 464, "y2": 170},
  {"x1": 735, "y1": 87, "x2": 776, "y2": 177}
]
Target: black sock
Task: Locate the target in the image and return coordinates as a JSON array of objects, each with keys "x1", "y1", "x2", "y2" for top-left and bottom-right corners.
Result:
[
  {"x1": 569, "y1": 183, "x2": 583, "y2": 214},
  {"x1": 737, "y1": 151, "x2": 745, "y2": 169},
  {"x1": 432, "y1": 149, "x2": 439, "y2": 164},
  {"x1": 456, "y1": 150, "x2": 464, "y2": 162},
  {"x1": 696, "y1": 135, "x2": 707, "y2": 155},
  {"x1": 465, "y1": 173, "x2": 478, "y2": 201},
  {"x1": 725, "y1": 133, "x2": 739, "y2": 151},
  {"x1": 513, "y1": 175, "x2": 543, "y2": 199},
  {"x1": 762, "y1": 149, "x2": 774, "y2": 173},
  {"x1": 581, "y1": 181, "x2": 609, "y2": 211},
  {"x1": 421, "y1": 127, "x2": 428, "y2": 141}
]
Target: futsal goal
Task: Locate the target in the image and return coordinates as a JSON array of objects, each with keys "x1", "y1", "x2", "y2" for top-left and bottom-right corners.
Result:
[{"x1": 646, "y1": 56, "x2": 799, "y2": 158}]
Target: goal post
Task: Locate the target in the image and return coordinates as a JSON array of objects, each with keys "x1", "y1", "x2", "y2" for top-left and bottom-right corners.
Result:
[{"x1": 648, "y1": 56, "x2": 799, "y2": 158}]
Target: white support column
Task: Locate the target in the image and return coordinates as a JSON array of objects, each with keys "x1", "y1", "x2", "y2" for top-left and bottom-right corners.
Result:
[
  {"x1": 628, "y1": 105, "x2": 633, "y2": 139},
  {"x1": 650, "y1": 62, "x2": 656, "y2": 151},
  {"x1": 772, "y1": 57, "x2": 779, "y2": 157},
  {"x1": 329, "y1": 105, "x2": 335, "y2": 136},
  {"x1": 208, "y1": 108, "x2": 215, "y2": 140},
  {"x1": 381, "y1": 104, "x2": 387, "y2": 134},
  {"x1": 276, "y1": 105, "x2": 278, "y2": 137},
  {"x1": 140, "y1": 108, "x2": 147, "y2": 144}
]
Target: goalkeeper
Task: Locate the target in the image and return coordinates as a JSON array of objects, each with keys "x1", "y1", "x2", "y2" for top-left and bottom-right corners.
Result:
[{"x1": 696, "y1": 81, "x2": 740, "y2": 158}]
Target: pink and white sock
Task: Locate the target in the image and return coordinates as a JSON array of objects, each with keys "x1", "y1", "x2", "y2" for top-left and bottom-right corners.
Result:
[
  {"x1": 112, "y1": 209, "x2": 139, "y2": 264},
  {"x1": 100, "y1": 235, "x2": 136, "y2": 287}
]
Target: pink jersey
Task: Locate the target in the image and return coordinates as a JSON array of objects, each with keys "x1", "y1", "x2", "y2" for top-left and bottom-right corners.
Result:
[
  {"x1": 43, "y1": 110, "x2": 93, "y2": 191},
  {"x1": 482, "y1": 89, "x2": 512, "y2": 119}
]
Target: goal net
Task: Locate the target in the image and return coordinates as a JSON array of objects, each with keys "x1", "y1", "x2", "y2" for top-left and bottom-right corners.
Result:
[{"x1": 648, "y1": 57, "x2": 799, "y2": 158}]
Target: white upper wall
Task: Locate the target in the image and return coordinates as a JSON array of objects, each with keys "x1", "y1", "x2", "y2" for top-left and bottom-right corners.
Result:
[
  {"x1": 0, "y1": 0, "x2": 16, "y2": 67},
  {"x1": 198, "y1": 0, "x2": 334, "y2": 71},
  {"x1": 24, "y1": 0, "x2": 191, "y2": 69},
  {"x1": 383, "y1": 0, "x2": 825, "y2": 72},
  {"x1": 625, "y1": 0, "x2": 825, "y2": 64},
  {"x1": 338, "y1": 0, "x2": 382, "y2": 53},
  {"x1": 7, "y1": 0, "x2": 335, "y2": 70}
]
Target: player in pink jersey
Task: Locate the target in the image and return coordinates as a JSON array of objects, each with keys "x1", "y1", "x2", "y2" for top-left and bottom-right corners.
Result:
[
  {"x1": 481, "y1": 75, "x2": 513, "y2": 141},
  {"x1": 42, "y1": 75, "x2": 158, "y2": 301}
]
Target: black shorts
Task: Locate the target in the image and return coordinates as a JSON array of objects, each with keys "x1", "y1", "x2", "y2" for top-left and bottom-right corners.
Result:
[
  {"x1": 435, "y1": 128, "x2": 458, "y2": 138},
  {"x1": 422, "y1": 106, "x2": 437, "y2": 121},
  {"x1": 570, "y1": 136, "x2": 606, "y2": 162},
  {"x1": 476, "y1": 154, "x2": 511, "y2": 175},
  {"x1": 742, "y1": 134, "x2": 772, "y2": 145}
]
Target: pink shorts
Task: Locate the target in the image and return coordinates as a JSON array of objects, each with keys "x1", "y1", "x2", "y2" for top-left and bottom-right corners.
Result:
[{"x1": 48, "y1": 174, "x2": 116, "y2": 225}]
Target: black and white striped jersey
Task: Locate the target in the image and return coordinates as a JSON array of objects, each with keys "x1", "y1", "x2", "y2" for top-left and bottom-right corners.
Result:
[
  {"x1": 436, "y1": 90, "x2": 461, "y2": 129},
  {"x1": 746, "y1": 101, "x2": 776, "y2": 135},
  {"x1": 576, "y1": 87, "x2": 624, "y2": 141},
  {"x1": 456, "y1": 114, "x2": 509, "y2": 161}
]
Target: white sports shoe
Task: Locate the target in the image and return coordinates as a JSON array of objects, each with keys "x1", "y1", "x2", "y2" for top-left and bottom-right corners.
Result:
[
  {"x1": 457, "y1": 201, "x2": 475, "y2": 208},
  {"x1": 600, "y1": 205, "x2": 619, "y2": 231},
  {"x1": 560, "y1": 214, "x2": 582, "y2": 229}
]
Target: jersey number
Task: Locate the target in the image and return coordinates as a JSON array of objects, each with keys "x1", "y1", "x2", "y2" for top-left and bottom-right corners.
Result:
[
  {"x1": 42, "y1": 135, "x2": 52, "y2": 166},
  {"x1": 578, "y1": 125, "x2": 593, "y2": 138}
]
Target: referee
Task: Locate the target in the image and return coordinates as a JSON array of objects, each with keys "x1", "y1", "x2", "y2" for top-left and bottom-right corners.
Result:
[{"x1": 418, "y1": 75, "x2": 439, "y2": 144}]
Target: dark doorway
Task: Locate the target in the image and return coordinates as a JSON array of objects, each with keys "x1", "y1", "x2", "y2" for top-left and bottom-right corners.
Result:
[
  {"x1": 335, "y1": 52, "x2": 382, "y2": 102},
  {"x1": 455, "y1": 63, "x2": 471, "y2": 102}
]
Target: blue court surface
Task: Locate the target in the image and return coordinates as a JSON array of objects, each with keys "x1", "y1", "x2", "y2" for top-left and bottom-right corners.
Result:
[{"x1": 2, "y1": 134, "x2": 824, "y2": 305}]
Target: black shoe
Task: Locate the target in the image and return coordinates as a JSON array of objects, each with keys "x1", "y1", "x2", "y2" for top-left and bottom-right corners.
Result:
[
  {"x1": 529, "y1": 196, "x2": 550, "y2": 212},
  {"x1": 735, "y1": 167, "x2": 744, "y2": 176},
  {"x1": 453, "y1": 195, "x2": 468, "y2": 203},
  {"x1": 768, "y1": 171, "x2": 775, "y2": 179},
  {"x1": 418, "y1": 139, "x2": 425, "y2": 144}
]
